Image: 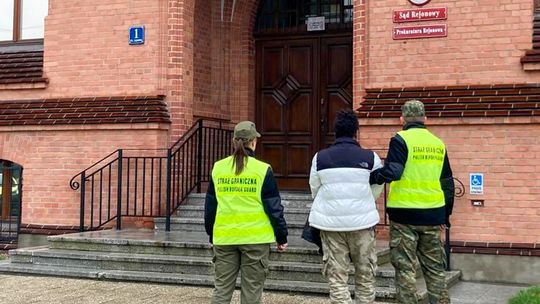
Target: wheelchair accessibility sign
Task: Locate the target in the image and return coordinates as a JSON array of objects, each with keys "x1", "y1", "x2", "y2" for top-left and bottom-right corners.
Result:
[{"x1": 470, "y1": 173, "x2": 484, "y2": 195}]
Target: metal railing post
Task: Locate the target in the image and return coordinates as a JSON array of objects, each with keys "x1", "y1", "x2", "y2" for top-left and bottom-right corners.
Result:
[
  {"x1": 16, "y1": 168, "x2": 23, "y2": 241},
  {"x1": 116, "y1": 149, "x2": 123, "y2": 230},
  {"x1": 196, "y1": 120, "x2": 204, "y2": 193},
  {"x1": 445, "y1": 227, "x2": 451, "y2": 271},
  {"x1": 165, "y1": 148, "x2": 172, "y2": 231},
  {"x1": 79, "y1": 171, "x2": 86, "y2": 232}
]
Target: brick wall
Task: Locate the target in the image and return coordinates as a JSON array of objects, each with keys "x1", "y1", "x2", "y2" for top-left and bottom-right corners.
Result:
[
  {"x1": 353, "y1": 0, "x2": 368, "y2": 103},
  {"x1": 189, "y1": 0, "x2": 260, "y2": 123},
  {"x1": 167, "y1": 0, "x2": 194, "y2": 140},
  {"x1": 2, "y1": 0, "x2": 539, "y2": 246},
  {"x1": 0, "y1": 0, "x2": 166, "y2": 100},
  {"x1": 193, "y1": 0, "x2": 259, "y2": 123},
  {"x1": 0, "y1": 0, "x2": 207, "y2": 141},
  {"x1": 44, "y1": 0, "x2": 163, "y2": 99},
  {"x1": 359, "y1": 117, "x2": 540, "y2": 244},
  {"x1": 192, "y1": 0, "x2": 214, "y2": 119},
  {"x1": 0, "y1": 124, "x2": 168, "y2": 226},
  {"x1": 362, "y1": 0, "x2": 539, "y2": 97},
  {"x1": 356, "y1": 1, "x2": 540, "y2": 245}
]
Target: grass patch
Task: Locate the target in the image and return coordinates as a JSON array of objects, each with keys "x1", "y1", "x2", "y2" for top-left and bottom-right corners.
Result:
[
  {"x1": 509, "y1": 286, "x2": 540, "y2": 304},
  {"x1": 0, "y1": 255, "x2": 7, "y2": 261}
]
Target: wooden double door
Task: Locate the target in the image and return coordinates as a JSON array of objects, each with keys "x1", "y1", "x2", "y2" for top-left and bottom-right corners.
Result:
[{"x1": 256, "y1": 35, "x2": 352, "y2": 190}]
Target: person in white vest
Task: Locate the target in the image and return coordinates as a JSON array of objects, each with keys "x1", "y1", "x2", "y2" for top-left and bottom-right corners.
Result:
[{"x1": 308, "y1": 109, "x2": 384, "y2": 304}]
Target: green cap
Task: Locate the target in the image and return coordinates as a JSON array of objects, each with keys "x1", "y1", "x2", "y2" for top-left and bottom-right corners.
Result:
[
  {"x1": 234, "y1": 121, "x2": 261, "y2": 139},
  {"x1": 401, "y1": 100, "x2": 426, "y2": 118}
]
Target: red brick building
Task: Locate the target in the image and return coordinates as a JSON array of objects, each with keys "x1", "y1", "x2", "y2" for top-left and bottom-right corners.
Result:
[{"x1": 1, "y1": 0, "x2": 539, "y2": 255}]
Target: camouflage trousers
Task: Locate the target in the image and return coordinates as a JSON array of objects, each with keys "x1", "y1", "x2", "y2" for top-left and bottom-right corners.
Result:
[
  {"x1": 389, "y1": 222, "x2": 450, "y2": 304},
  {"x1": 320, "y1": 228, "x2": 377, "y2": 304}
]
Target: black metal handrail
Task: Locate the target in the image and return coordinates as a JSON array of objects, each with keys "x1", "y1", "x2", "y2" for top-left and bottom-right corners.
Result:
[
  {"x1": 166, "y1": 119, "x2": 234, "y2": 230},
  {"x1": 70, "y1": 119, "x2": 234, "y2": 231}
]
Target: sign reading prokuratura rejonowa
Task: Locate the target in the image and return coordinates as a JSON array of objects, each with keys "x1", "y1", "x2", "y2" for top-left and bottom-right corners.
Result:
[{"x1": 393, "y1": 24, "x2": 447, "y2": 40}]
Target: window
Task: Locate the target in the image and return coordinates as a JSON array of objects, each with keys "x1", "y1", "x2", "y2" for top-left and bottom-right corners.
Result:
[
  {"x1": 0, "y1": 0, "x2": 48, "y2": 43},
  {"x1": 256, "y1": 0, "x2": 353, "y2": 33},
  {"x1": 0, "y1": 161, "x2": 22, "y2": 218}
]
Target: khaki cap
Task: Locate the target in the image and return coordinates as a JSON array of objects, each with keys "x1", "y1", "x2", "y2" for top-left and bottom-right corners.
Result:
[{"x1": 234, "y1": 121, "x2": 261, "y2": 139}]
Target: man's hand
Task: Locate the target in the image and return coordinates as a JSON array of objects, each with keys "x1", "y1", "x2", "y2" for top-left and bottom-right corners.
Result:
[{"x1": 277, "y1": 243, "x2": 288, "y2": 252}]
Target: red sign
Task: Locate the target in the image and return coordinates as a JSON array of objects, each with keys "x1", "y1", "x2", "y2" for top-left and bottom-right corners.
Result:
[
  {"x1": 393, "y1": 7, "x2": 447, "y2": 23},
  {"x1": 393, "y1": 24, "x2": 447, "y2": 40}
]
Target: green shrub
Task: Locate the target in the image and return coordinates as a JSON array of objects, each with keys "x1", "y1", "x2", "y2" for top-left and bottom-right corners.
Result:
[{"x1": 509, "y1": 286, "x2": 540, "y2": 304}]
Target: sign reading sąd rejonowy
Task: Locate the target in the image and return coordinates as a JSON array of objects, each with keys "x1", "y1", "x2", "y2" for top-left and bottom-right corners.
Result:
[{"x1": 393, "y1": 7, "x2": 447, "y2": 23}]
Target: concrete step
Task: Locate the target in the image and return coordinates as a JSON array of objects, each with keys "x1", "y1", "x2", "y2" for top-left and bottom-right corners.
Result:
[
  {"x1": 154, "y1": 217, "x2": 307, "y2": 235},
  {"x1": 184, "y1": 192, "x2": 313, "y2": 209},
  {"x1": 177, "y1": 204, "x2": 310, "y2": 223},
  {"x1": 46, "y1": 230, "x2": 390, "y2": 265},
  {"x1": 0, "y1": 260, "x2": 460, "y2": 303},
  {"x1": 8, "y1": 247, "x2": 395, "y2": 287}
]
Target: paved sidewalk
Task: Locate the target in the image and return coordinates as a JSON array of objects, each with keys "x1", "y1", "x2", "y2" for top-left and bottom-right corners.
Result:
[
  {"x1": 450, "y1": 281, "x2": 528, "y2": 304},
  {"x1": 0, "y1": 274, "x2": 528, "y2": 304}
]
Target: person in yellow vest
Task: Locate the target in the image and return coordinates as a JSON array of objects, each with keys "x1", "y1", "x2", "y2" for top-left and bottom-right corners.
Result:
[
  {"x1": 204, "y1": 121, "x2": 288, "y2": 304},
  {"x1": 371, "y1": 100, "x2": 454, "y2": 304}
]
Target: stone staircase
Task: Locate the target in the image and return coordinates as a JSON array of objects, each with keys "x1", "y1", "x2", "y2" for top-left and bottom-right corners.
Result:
[
  {"x1": 155, "y1": 193, "x2": 312, "y2": 235},
  {"x1": 0, "y1": 193, "x2": 460, "y2": 303}
]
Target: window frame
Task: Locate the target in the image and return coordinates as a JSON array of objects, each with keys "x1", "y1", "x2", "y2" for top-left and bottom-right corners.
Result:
[
  {"x1": 0, "y1": 0, "x2": 46, "y2": 45},
  {"x1": 255, "y1": 0, "x2": 353, "y2": 35}
]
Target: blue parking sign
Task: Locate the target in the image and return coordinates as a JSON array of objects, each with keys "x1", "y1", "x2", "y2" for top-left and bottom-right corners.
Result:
[
  {"x1": 129, "y1": 26, "x2": 145, "y2": 45},
  {"x1": 470, "y1": 173, "x2": 483, "y2": 195}
]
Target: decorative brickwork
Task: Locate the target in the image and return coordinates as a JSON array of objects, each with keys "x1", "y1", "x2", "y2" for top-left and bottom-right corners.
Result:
[
  {"x1": 0, "y1": 243, "x2": 17, "y2": 251},
  {"x1": 451, "y1": 241, "x2": 540, "y2": 256},
  {"x1": 0, "y1": 96, "x2": 170, "y2": 126},
  {"x1": 353, "y1": 0, "x2": 367, "y2": 106},
  {"x1": 0, "y1": 51, "x2": 46, "y2": 85},
  {"x1": 19, "y1": 223, "x2": 80, "y2": 235},
  {"x1": 364, "y1": 0, "x2": 539, "y2": 90},
  {"x1": 358, "y1": 84, "x2": 540, "y2": 118},
  {"x1": 521, "y1": 10, "x2": 540, "y2": 65}
]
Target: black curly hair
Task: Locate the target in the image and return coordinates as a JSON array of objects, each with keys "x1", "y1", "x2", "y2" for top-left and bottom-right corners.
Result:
[{"x1": 333, "y1": 109, "x2": 358, "y2": 138}]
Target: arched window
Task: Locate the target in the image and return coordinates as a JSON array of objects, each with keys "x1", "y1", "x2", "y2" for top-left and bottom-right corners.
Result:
[{"x1": 256, "y1": 0, "x2": 353, "y2": 34}]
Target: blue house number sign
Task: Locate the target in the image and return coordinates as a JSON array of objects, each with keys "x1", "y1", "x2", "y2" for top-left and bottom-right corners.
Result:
[{"x1": 129, "y1": 26, "x2": 145, "y2": 45}]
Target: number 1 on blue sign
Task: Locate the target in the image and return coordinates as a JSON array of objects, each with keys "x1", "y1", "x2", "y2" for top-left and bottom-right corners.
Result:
[{"x1": 129, "y1": 26, "x2": 144, "y2": 45}]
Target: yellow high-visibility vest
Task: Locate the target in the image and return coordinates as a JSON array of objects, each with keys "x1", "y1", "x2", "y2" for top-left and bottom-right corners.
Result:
[
  {"x1": 211, "y1": 155, "x2": 275, "y2": 245},
  {"x1": 387, "y1": 128, "x2": 446, "y2": 209}
]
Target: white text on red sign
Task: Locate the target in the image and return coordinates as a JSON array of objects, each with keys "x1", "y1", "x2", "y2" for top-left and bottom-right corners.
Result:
[
  {"x1": 393, "y1": 7, "x2": 447, "y2": 23},
  {"x1": 393, "y1": 24, "x2": 448, "y2": 40}
]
